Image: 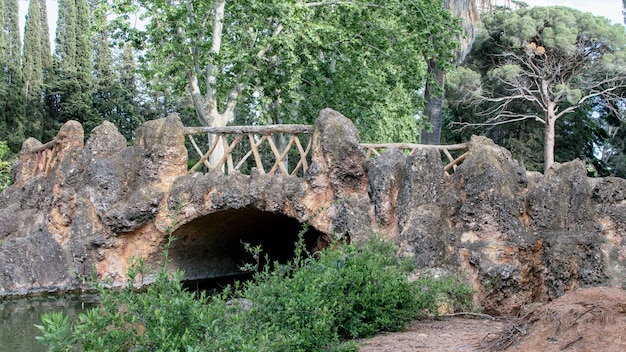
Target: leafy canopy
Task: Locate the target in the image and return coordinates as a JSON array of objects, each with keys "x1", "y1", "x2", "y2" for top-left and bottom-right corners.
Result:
[{"x1": 113, "y1": 0, "x2": 461, "y2": 143}]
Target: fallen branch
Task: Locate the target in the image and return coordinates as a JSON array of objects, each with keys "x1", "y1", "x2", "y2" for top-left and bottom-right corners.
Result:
[{"x1": 445, "y1": 312, "x2": 498, "y2": 320}]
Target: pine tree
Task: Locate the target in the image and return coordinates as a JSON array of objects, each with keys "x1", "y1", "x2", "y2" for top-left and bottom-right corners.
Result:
[
  {"x1": 23, "y1": 0, "x2": 45, "y2": 141},
  {"x1": 2, "y1": 0, "x2": 25, "y2": 152}
]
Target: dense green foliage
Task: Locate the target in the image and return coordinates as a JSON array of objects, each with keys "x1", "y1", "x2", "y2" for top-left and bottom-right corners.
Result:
[
  {"x1": 445, "y1": 6, "x2": 626, "y2": 174},
  {"x1": 0, "y1": 1, "x2": 624, "y2": 178},
  {"x1": 92, "y1": 4, "x2": 143, "y2": 141},
  {"x1": 23, "y1": 0, "x2": 45, "y2": 141},
  {"x1": 1, "y1": 0, "x2": 25, "y2": 152},
  {"x1": 1, "y1": 0, "x2": 462, "y2": 156},
  {"x1": 36, "y1": 229, "x2": 474, "y2": 351},
  {"x1": 117, "y1": 0, "x2": 460, "y2": 144},
  {"x1": 51, "y1": 0, "x2": 98, "y2": 130},
  {"x1": 0, "y1": 141, "x2": 13, "y2": 190}
]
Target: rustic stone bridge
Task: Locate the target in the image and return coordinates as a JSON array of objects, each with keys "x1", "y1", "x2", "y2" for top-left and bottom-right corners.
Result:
[{"x1": 1, "y1": 108, "x2": 625, "y2": 315}]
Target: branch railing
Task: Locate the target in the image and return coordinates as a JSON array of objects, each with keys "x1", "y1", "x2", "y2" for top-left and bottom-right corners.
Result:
[
  {"x1": 361, "y1": 142, "x2": 469, "y2": 175},
  {"x1": 24, "y1": 138, "x2": 59, "y2": 177},
  {"x1": 184, "y1": 125, "x2": 314, "y2": 176},
  {"x1": 184, "y1": 125, "x2": 470, "y2": 176}
]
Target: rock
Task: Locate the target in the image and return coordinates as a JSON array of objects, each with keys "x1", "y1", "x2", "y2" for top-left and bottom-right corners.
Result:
[
  {"x1": 102, "y1": 186, "x2": 164, "y2": 233},
  {"x1": 0, "y1": 227, "x2": 70, "y2": 297},
  {"x1": 133, "y1": 115, "x2": 188, "y2": 187},
  {"x1": 83, "y1": 121, "x2": 127, "y2": 158},
  {"x1": 368, "y1": 147, "x2": 405, "y2": 231},
  {"x1": 0, "y1": 109, "x2": 624, "y2": 319},
  {"x1": 307, "y1": 108, "x2": 368, "y2": 196}
]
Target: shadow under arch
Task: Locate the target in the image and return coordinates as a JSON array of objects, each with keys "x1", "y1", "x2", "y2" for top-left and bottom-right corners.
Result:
[{"x1": 168, "y1": 207, "x2": 329, "y2": 286}]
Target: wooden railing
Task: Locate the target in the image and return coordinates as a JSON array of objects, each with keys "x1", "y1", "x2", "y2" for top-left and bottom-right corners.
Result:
[
  {"x1": 185, "y1": 125, "x2": 470, "y2": 176},
  {"x1": 360, "y1": 142, "x2": 469, "y2": 175},
  {"x1": 25, "y1": 138, "x2": 59, "y2": 177},
  {"x1": 184, "y1": 125, "x2": 314, "y2": 176}
]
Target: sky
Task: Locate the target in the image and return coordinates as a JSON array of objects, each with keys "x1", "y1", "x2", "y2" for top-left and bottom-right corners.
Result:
[
  {"x1": 17, "y1": 0, "x2": 625, "y2": 53},
  {"x1": 18, "y1": 0, "x2": 58, "y2": 51},
  {"x1": 498, "y1": 0, "x2": 624, "y2": 24}
]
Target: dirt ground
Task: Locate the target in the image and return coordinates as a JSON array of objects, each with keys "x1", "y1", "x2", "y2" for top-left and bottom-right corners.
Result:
[
  {"x1": 359, "y1": 316, "x2": 507, "y2": 351},
  {"x1": 359, "y1": 286, "x2": 626, "y2": 352}
]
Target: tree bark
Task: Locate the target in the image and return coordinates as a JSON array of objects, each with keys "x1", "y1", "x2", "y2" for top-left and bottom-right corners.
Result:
[
  {"x1": 184, "y1": 124, "x2": 314, "y2": 135},
  {"x1": 544, "y1": 111, "x2": 556, "y2": 173},
  {"x1": 207, "y1": 111, "x2": 231, "y2": 170},
  {"x1": 421, "y1": 58, "x2": 446, "y2": 145}
]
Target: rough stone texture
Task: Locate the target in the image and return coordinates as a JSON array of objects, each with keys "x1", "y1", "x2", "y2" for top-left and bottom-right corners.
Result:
[
  {"x1": 438, "y1": 137, "x2": 626, "y2": 315},
  {"x1": 0, "y1": 109, "x2": 625, "y2": 317}
]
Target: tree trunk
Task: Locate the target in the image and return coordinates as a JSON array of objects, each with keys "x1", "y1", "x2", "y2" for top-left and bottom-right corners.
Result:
[
  {"x1": 544, "y1": 113, "x2": 556, "y2": 173},
  {"x1": 421, "y1": 58, "x2": 446, "y2": 145},
  {"x1": 207, "y1": 110, "x2": 233, "y2": 169}
]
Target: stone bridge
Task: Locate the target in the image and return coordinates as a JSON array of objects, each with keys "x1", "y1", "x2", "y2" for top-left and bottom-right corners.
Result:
[{"x1": 1, "y1": 108, "x2": 625, "y2": 315}]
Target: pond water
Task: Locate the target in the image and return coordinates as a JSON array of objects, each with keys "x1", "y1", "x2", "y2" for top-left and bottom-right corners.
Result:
[
  {"x1": 0, "y1": 294, "x2": 99, "y2": 352},
  {"x1": 0, "y1": 276, "x2": 248, "y2": 351}
]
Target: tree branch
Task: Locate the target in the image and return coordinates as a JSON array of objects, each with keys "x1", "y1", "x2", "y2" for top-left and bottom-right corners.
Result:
[
  {"x1": 302, "y1": 1, "x2": 382, "y2": 8},
  {"x1": 225, "y1": 83, "x2": 246, "y2": 116},
  {"x1": 188, "y1": 72, "x2": 211, "y2": 125},
  {"x1": 206, "y1": 0, "x2": 226, "y2": 104},
  {"x1": 453, "y1": 115, "x2": 542, "y2": 130},
  {"x1": 256, "y1": 24, "x2": 283, "y2": 60}
]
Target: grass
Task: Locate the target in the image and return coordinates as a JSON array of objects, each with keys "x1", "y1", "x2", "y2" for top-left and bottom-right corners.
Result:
[{"x1": 36, "y1": 224, "x2": 474, "y2": 351}]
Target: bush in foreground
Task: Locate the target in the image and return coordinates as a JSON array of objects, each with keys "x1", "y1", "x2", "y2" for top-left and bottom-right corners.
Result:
[{"x1": 36, "y1": 229, "x2": 473, "y2": 351}]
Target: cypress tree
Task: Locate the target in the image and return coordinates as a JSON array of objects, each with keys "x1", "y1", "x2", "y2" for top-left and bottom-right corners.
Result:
[
  {"x1": 0, "y1": 0, "x2": 7, "y2": 140},
  {"x1": 91, "y1": 1, "x2": 142, "y2": 140},
  {"x1": 75, "y1": 0, "x2": 98, "y2": 131},
  {"x1": 40, "y1": 0, "x2": 56, "y2": 141},
  {"x1": 93, "y1": 38, "x2": 143, "y2": 140},
  {"x1": 51, "y1": 0, "x2": 96, "y2": 130},
  {"x1": 40, "y1": 0, "x2": 52, "y2": 75},
  {"x1": 23, "y1": 0, "x2": 45, "y2": 141},
  {"x1": 117, "y1": 42, "x2": 143, "y2": 139},
  {"x1": 51, "y1": 0, "x2": 77, "y2": 127},
  {"x1": 92, "y1": 16, "x2": 117, "y2": 129},
  {"x1": 55, "y1": 0, "x2": 77, "y2": 74},
  {"x1": 2, "y1": 0, "x2": 25, "y2": 152}
]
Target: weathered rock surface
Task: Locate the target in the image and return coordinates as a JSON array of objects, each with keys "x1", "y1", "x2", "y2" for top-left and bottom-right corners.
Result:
[{"x1": 1, "y1": 108, "x2": 625, "y2": 316}]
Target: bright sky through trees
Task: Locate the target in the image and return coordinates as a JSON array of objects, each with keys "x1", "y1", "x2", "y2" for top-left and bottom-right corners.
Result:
[
  {"x1": 18, "y1": 0, "x2": 623, "y2": 53},
  {"x1": 18, "y1": 0, "x2": 57, "y2": 51},
  {"x1": 514, "y1": 0, "x2": 623, "y2": 24}
]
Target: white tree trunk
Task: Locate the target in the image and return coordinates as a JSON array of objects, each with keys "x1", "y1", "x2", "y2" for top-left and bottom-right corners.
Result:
[
  {"x1": 544, "y1": 108, "x2": 557, "y2": 173},
  {"x1": 208, "y1": 110, "x2": 233, "y2": 169},
  {"x1": 187, "y1": 0, "x2": 235, "y2": 171}
]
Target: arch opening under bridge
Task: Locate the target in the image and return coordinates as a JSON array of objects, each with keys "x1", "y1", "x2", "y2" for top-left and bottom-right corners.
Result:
[{"x1": 168, "y1": 208, "x2": 329, "y2": 287}]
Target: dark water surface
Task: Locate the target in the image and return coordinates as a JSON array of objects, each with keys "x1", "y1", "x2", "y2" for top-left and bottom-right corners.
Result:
[
  {"x1": 0, "y1": 276, "x2": 249, "y2": 351},
  {"x1": 0, "y1": 294, "x2": 98, "y2": 351}
]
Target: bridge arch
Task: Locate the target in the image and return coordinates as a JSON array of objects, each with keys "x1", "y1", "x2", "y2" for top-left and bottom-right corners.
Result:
[{"x1": 168, "y1": 207, "x2": 328, "y2": 285}]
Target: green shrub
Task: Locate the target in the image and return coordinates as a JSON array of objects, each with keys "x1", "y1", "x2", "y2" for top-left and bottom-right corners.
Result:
[
  {"x1": 34, "y1": 312, "x2": 76, "y2": 352},
  {"x1": 0, "y1": 141, "x2": 13, "y2": 191},
  {"x1": 37, "y1": 226, "x2": 474, "y2": 351}
]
